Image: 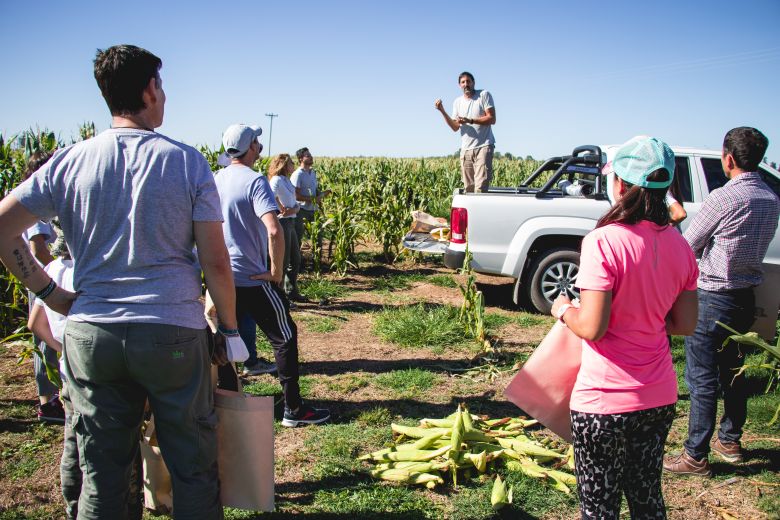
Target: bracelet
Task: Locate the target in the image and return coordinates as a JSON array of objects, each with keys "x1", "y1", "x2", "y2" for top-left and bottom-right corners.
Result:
[
  {"x1": 217, "y1": 324, "x2": 239, "y2": 336},
  {"x1": 35, "y1": 279, "x2": 57, "y2": 300}
]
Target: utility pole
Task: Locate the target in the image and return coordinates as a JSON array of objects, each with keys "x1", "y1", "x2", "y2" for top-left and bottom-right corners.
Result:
[{"x1": 265, "y1": 113, "x2": 278, "y2": 157}]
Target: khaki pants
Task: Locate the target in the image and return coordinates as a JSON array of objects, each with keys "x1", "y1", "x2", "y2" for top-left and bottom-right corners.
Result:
[{"x1": 460, "y1": 144, "x2": 494, "y2": 193}]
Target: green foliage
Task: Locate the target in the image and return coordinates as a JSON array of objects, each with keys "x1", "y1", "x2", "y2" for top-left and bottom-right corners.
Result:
[
  {"x1": 323, "y1": 373, "x2": 370, "y2": 393},
  {"x1": 371, "y1": 273, "x2": 427, "y2": 291},
  {"x1": 374, "y1": 368, "x2": 440, "y2": 397},
  {"x1": 300, "y1": 316, "x2": 340, "y2": 333},
  {"x1": 373, "y1": 304, "x2": 466, "y2": 352},
  {"x1": 311, "y1": 483, "x2": 440, "y2": 518},
  {"x1": 429, "y1": 274, "x2": 457, "y2": 288},
  {"x1": 243, "y1": 375, "x2": 314, "y2": 397},
  {"x1": 356, "y1": 407, "x2": 394, "y2": 427},
  {"x1": 298, "y1": 275, "x2": 348, "y2": 301},
  {"x1": 513, "y1": 313, "x2": 549, "y2": 328},
  {"x1": 303, "y1": 422, "x2": 391, "y2": 480}
]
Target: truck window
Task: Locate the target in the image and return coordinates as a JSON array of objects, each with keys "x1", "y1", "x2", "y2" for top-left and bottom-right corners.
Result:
[
  {"x1": 700, "y1": 157, "x2": 729, "y2": 193},
  {"x1": 758, "y1": 167, "x2": 780, "y2": 198},
  {"x1": 674, "y1": 156, "x2": 693, "y2": 202}
]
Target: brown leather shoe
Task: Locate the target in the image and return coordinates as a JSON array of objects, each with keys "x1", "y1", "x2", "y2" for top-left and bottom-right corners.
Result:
[
  {"x1": 663, "y1": 451, "x2": 712, "y2": 477},
  {"x1": 712, "y1": 438, "x2": 743, "y2": 463}
]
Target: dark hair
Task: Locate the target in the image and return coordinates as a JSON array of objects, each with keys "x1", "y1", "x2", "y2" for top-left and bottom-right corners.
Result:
[
  {"x1": 24, "y1": 150, "x2": 53, "y2": 180},
  {"x1": 597, "y1": 169, "x2": 671, "y2": 228},
  {"x1": 723, "y1": 127, "x2": 768, "y2": 172},
  {"x1": 94, "y1": 45, "x2": 162, "y2": 116},
  {"x1": 458, "y1": 71, "x2": 475, "y2": 83},
  {"x1": 296, "y1": 147, "x2": 310, "y2": 162}
]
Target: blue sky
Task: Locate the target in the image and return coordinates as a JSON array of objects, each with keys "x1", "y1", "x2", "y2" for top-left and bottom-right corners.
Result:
[{"x1": 1, "y1": 0, "x2": 779, "y2": 161}]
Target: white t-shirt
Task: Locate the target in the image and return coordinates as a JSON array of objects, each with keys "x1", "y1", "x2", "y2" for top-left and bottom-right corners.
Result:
[
  {"x1": 269, "y1": 175, "x2": 299, "y2": 218},
  {"x1": 35, "y1": 258, "x2": 74, "y2": 376}
]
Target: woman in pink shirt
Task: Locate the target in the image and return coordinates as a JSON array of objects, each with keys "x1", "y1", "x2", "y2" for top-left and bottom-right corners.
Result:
[{"x1": 551, "y1": 136, "x2": 699, "y2": 519}]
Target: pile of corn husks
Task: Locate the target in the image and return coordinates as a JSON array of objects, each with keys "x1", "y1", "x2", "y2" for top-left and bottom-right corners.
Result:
[{"x1": 359, "y1": 405, "x2": 576, "y2": 509}]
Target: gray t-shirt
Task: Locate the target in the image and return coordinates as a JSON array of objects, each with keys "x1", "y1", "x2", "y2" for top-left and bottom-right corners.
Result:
[
  {"x1": 12, "y1": 128, "x2": 222, "y2": 329},
  {"x1": 452, "y1": 89, "x2": 495, "y2": 151},
  {"x1": 214, "y1": 164, "x2": 278, "y2": 286},
  {"x1": 290, "y1": 167, "x2": 318, "y2": 211}
]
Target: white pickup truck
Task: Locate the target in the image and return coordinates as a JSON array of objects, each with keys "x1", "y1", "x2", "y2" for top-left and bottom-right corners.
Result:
[{"x1": 404, "y1": 145, "x2": 780, "y2": 340}]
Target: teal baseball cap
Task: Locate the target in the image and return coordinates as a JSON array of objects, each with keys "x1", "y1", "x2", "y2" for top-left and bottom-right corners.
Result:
[{"x1": 612, "y1": 136, "x2": 675, "y2": 189}]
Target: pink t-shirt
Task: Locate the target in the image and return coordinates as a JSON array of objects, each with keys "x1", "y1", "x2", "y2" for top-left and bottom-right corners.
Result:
[{"x1": 570, "y1": 220, "x2": 699, "y2": 414}]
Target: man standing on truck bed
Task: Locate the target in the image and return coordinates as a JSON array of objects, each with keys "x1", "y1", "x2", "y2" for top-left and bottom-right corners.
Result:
[
  {"x1": 664, "y1": 126, "x2": 780, "y2": 477},
  {"x1": 434, "y1": 71, "x2": 496, "y2": 192}
]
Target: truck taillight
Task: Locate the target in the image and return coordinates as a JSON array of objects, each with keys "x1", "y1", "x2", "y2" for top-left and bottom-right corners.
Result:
[{"x1": 450, "y1": 207, "x2": 467, "y2": 244}]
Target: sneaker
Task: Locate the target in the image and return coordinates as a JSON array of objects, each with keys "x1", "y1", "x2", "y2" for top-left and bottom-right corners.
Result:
[
  {"x1": 282, "y1": 404, "x2": 331, "y2": 427},
  {"x1": 288, "y1": 301, "x2": 298, "y2": 311},
  {"x1": 712, "y1": 438, "x2": 744, "y2": 463},
  {"x1": 37, "y1": 396, "x2": 65, "y2": 424},
  {"x1": 289, "y1": 293, "x2": 307, "y2": 303},
  {"x1": 663, "y1": 450, "x2": 712, "y2": 477},
  {"x1": 241, "y1": 360, "x2": 278, "y2": 376}
]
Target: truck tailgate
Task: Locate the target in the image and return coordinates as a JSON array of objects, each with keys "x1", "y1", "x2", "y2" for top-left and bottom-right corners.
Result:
[{"x1": 402, "y1": 232, "x2": 448, "y2": 255}]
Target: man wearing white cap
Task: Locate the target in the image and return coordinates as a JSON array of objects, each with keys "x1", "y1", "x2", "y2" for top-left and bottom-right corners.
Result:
[{"x1": 215, "y1": 124, "x2": 330, "y2": 427}]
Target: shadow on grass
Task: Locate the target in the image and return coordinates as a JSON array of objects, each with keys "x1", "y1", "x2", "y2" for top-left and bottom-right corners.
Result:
[
  {"x1": 300, "y1": 358, "x2": 472, "y2": 376},
  {"x1": 0, "y1": 398, "x2": 40, "y2": 434},
  {"x1": 269, "y1": 395, "x2": 528, "y2": 425}
]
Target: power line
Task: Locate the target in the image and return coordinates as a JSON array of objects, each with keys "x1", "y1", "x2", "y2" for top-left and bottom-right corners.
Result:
[{"x1": 265, "y1": 113, "x2": 278, "y2": 157}]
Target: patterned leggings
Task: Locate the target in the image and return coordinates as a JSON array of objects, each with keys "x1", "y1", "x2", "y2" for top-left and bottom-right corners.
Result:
[{"x1": 571, "y1": 404, "x2": 676, "y2": 520}]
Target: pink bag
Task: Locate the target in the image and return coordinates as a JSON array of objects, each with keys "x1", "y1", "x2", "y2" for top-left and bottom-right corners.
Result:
[{"x1": 504, "y1": 321, "x2": 582, "y2": 442}]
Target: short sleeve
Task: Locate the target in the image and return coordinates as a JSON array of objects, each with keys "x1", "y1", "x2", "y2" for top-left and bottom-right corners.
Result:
[
  {"x1": 290, "y1": 170, "x2": 301, "y2": 189},
  {"x1": 250, "y1": 177, "x2": 279, "y2": 218},
  {"x1": 684, "y1": 247, "x2": 700, "y2": 291},
  {"x1": 481, "y1": 90, "x2": 495, "y2": 110},
  {"x1": 26, "y1": 220, "x2": 53, "y2": 241},
  {"x1": 664, "y1": 192, "x2": 677, "y2": 206},
  {"x1": 576, "y1": 230, "x2": 617, "y2": 291},
  {"x1": 191, "y1": 155, "x2": 223, "y2": 222},
  {"x1": 269, "y1": 176, "x2": 280, "y2": 196},
  {"x1": 11, "y1": 161, "x2": 57, "y2": 221}
]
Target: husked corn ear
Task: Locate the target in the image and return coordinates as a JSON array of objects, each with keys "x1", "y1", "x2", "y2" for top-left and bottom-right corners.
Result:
[
  {"x1": 491, "y1": 475, "x2": 513, "y2": 510},
  {"x1": 372, "y1": 445, "x2": 450, "y2": 462},
  {"x1": 497, "y1": 438, "x2": 567, "y2": 459},
  {"x1": 464, "y1": 450, "x2": 488, "y2": 473}
]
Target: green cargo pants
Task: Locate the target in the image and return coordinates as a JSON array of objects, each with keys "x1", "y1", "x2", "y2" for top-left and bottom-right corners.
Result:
[{"x1": 62, "y1": 321, "x2": 222, "y2": 520}]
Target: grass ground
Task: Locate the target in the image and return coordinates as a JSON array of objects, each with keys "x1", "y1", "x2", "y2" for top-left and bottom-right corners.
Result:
[{"x1": 0, "y1": 246, "x2": 778, "y2": 519}]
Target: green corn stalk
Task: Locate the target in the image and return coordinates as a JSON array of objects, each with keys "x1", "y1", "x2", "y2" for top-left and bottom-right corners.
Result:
[{"x1": 717, "y1": 321, "x2": 780, "y2": 425}]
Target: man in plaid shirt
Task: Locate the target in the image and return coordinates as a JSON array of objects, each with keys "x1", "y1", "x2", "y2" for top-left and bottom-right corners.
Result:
[{"x1": 665, "y1": 127, "x2": 780, "y2": 476}]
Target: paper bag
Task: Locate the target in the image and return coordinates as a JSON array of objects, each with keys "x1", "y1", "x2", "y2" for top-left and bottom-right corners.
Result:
[
  {"x1": 409, "y1": 210, "x2": 448, "y2": 233},
  {"x1": 215, "y1": 389, "x2": 275, "y2": 511},
  {"x1": 140, "y1": 418, "x2": 173, "y2": 514},
  {"x1": 504, "y1": 321, "x2": 582, "y2": 442}
]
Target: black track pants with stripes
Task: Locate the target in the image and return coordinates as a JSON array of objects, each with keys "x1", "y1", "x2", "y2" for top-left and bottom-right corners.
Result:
[{"x1": 236, "y1": 283, "x2": 301, "y2": 410}]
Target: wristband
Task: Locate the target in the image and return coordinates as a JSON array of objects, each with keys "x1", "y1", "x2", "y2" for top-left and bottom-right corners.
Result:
[
  {"x1": 555, "y1": 303, "x2": 574, "y2": 324},
  {"x1": 217, "y1": 324, "x2": 239, "y2": 336},
  {"x1": 35, "y1": 279, "x2": 57, "y2": 300}
]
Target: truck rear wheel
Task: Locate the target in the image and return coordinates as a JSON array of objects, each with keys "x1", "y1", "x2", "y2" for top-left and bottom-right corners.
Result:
[{"x1": 527, "y1": 248, "x2": 580, "y2": 314}]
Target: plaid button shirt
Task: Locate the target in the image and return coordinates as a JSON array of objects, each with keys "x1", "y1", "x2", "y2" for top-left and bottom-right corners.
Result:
[{"x1": 684, "y1": 171, "x2": 780, "y2": 291}]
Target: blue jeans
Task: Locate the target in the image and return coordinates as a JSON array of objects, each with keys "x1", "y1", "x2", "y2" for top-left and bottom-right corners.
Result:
[{"x1": 683, "y1": 288, "x2": 755, "y2": 460}]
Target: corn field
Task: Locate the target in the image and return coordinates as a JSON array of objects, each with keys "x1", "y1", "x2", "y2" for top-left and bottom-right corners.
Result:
[{"x1": 0, "y1": 124, "x2": 542, "y2": 336}]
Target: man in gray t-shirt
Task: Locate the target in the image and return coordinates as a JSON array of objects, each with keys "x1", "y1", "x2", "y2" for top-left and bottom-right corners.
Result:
[
  {"x1": 435, "y1": 71, "x2": 497, "y2": 192},
  {"x1": 216, "y1": 124, "x2": 330, "y2": 427},
  {"x1": 0, "y1": 45, "x2": 235, "y2": 519}
]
